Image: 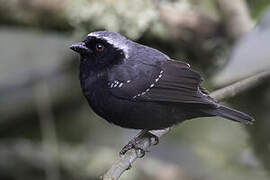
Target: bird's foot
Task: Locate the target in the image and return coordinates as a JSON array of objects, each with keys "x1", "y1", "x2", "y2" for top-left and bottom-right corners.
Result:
[
  {"x1": 119, "y1": 130, "x2": 159, "y2": 158},
  {"x1": 120, "y1": 140, "x2": 146, "y2": 158}
]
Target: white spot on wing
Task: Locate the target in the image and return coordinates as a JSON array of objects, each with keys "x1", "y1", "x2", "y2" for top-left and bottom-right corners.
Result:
[
  {"x1": 133, "y1": 70, "x2": 164, "y2": 99},
  {"x1": 108, "y1": 79, "x2": 130, "y2": 89}
]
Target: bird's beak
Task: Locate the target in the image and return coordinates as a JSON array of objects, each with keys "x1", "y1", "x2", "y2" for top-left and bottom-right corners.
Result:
[{"x1": 69, "y1": 42, "x2": 91, "y2": 54}]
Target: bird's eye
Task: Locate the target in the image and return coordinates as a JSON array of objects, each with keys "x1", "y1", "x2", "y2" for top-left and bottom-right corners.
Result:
[{"x1": 96, "y1": 43, "x2": 105, "y2": 52}]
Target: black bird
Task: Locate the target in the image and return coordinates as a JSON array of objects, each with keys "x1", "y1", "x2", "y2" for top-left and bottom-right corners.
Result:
[{"x1": 70, "y1": 31, "x2": 254, "y2": 153}]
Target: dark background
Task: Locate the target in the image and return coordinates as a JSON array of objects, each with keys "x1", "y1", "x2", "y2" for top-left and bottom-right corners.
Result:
[{"x1": 0, "y1": 0, "x2": 270, "y2": 179}]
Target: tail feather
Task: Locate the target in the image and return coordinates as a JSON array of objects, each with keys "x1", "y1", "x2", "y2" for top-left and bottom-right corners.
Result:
[{"x1": 205, "y1": 105, "x2": 255, "y2": 124}]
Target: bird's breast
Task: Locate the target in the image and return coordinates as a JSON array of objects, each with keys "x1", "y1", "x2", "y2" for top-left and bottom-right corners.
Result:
[{"x1": 80, "y1": 75, "x2": 112, "y2": 116}]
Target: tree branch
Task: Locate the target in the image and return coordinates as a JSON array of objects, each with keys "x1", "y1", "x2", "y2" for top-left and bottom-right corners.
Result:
[
  {"x1": 211, "y1": 71, "x2": 270, "y2": 101},
  {"x1": 102, "y1": 71, "x2": 270, "y2": 180},
  {"x1": 102, "y1": 128, "x2": 170, "y2": 180}
]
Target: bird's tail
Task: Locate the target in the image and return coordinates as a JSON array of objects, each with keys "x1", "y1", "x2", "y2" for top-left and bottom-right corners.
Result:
[{"x1": 204, "y1": 105, "x2": 255, "y2": 124}]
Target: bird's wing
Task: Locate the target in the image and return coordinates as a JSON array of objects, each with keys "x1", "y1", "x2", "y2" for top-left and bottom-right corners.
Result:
[
  {"x1": 108, "y1": 60, "x2": 216, "y2": 106},
  {"x1": 107, "y1": 61, "x2": 162, "y2": 99}
]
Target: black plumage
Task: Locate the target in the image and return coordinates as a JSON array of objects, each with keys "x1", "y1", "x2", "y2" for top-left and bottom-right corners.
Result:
[{"x1": 70, "y1": 31, "x2": 254, "y2": 130}]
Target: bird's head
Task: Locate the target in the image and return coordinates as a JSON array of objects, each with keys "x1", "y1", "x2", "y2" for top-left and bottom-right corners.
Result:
[{"x1": 70, "y1": 31, "x2": 130, "y2": 70}]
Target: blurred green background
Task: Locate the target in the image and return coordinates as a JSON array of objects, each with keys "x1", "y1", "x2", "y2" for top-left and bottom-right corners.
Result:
[{"x1": 0, "y1": 0, "x2": 270, "y2": 180}]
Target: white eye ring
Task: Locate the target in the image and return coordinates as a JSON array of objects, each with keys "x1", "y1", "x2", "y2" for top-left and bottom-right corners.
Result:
[{"x1": 96, "y1": 43, "x2": 105, "y2": 52}]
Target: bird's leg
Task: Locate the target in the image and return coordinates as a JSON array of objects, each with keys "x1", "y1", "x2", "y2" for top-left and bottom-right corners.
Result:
[{"x1": 120, "y1": 130, "x2": 159, "y2": 157}]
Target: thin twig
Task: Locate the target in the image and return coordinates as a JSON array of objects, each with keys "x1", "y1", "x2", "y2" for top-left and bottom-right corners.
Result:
[
  {"x1": 211, "y1": 71, "x2": 270, "y2": 101},
  {"x1": 102, "y1": 71, "x2": 270, "y2": 180},
  {"x1": 102, "y1": 128, "x2": 170, "y2": 180}
]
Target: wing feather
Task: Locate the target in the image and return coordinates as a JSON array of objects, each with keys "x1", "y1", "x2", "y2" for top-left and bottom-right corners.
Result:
[{"x1": 109, "y1": 60, "x2": 217, "y2": 106}]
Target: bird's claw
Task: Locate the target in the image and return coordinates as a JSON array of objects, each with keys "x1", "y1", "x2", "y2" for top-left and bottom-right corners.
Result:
[
  {"x1": 149, "y1": 133, "x2": 159, "y2": 145},
  {"x1": 119, "y1": 131, "x2": 159, "y2": 158},
  {"x1": 119, "y1": 138, "x2": 145, "y2": 157}
]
